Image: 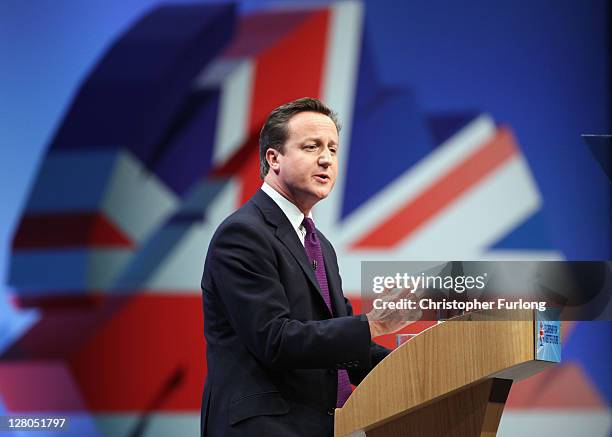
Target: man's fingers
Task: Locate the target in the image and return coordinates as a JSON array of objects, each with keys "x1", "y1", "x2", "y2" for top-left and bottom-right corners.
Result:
[
  {"x1": 413, "y1": 287, "x2": 426, "y2": 299},
  {"x1": 379, "y1": 286, "x2": 417, "y2": 299}
]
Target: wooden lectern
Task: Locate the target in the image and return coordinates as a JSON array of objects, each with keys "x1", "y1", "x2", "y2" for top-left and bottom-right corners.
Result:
[{"x1": 334, "y1": 309, "x2": 560, "y2": 437}]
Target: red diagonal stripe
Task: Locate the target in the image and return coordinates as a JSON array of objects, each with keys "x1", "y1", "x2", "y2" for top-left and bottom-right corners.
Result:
[
  {"x1": 352, "y1": 127, "x2": 518, "y2": 248},
  {"x1": 69, "y1": 294, "x2": 204, "y2": 411},
  {"x1": 12, "y1": 212, "x2": 133, "y2": 249},
  {"x1": 239, "y1": 9, "x2": 330, "y2": 204},
  {"x1": 2, "y1": 294, "x2": 204, "y2": 412},
  {"x1": 208, "y1": 10, "x2": 331, "y2": 205},
  {"x1": 223, "y1": 10, "x2": 312, "y2": 58},
  {"x1": 506, "y1": 364, "x2": 607, "y2": 409}
]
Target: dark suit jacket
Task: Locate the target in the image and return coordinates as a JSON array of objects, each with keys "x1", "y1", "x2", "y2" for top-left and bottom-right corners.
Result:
[{"x1": 201, "y1": 189, "x2": 389, "y2": 437}]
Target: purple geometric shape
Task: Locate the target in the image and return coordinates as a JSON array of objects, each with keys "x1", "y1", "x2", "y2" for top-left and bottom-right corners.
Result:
[
  {"x1": 49, "y1": 4, "x2": 236, "y2": 189},
  {"x1": 149, "y1": 89, "x2": 220, "y2": 195}
]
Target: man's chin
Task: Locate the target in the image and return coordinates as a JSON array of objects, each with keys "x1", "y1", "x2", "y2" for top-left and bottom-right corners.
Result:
[
  {"x1": 298, "y1": 185, "x2": 334, "y2": 207},
  {"x1": 315, "y1": 182, "x2": 334, "y2": 198},
  {"x1": 315, "y1": 187, "x2": 332, "y2": 200}
]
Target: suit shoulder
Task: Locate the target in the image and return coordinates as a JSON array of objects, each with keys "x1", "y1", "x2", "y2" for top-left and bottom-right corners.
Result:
[{"x1": 209, "y1": 200, "x2": 268, "y2": 245}]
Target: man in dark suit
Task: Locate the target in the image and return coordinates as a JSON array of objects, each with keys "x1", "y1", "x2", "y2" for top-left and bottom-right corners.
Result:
[{"x1": 201, "y1": 98, "x2": 419, "y2": 436}]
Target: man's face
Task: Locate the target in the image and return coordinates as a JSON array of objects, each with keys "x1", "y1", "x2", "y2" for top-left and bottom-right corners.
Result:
[{"x1": 268, "y1": 111, "x2": 339, "y2": 213}]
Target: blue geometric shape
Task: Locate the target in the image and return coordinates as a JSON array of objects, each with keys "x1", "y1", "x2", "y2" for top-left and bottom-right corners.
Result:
[
  {"x1": 24, "y1": 150, "x2": 122, "y2": 213},
  {"x1": 583, "y1": 134, "x2": 612, "y2": 182},
  {"x1": 349, "y1": 34, "x2": 383, "y2": 112},
  {"x1": 563, "y1": 321, "x2": 612, "y2": 406},
  {"x1": 112, "y1": 224, "x2": 191, "y2": 289},
  {"x1": 0, "y1": 290, "x2": 39, "y2": 356},
  {"x1": 49, "y1": 4, "x2": 236, "y2": 182},
  {"x1": 9, "y1": 249, "x2": 131, "y2": 293},
  {"x1": 490, "y1": 209, "x2": 555, "y2": 250},
  {"x1": 343, "y1": 85, "x2": 434, "y2": 219},
  {"x1": 427, "y1": 112, "x2": 480, "y2": 147},
  {"x1": 150, "y1": 89, "x2": 220, "y2": 195},
  {"x1": 343, "y1": 30, "x2": 434, "y2": 218},
  {"x1": 179, "y1": 179, "x2": 229, "y2": 215}
]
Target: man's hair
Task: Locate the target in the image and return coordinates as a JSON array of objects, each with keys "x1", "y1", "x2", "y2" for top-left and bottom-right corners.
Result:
[{"x1": 259, "y1": 97, "x2": 341, "y2": 179}]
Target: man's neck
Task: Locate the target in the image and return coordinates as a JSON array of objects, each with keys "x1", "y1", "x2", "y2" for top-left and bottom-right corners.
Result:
[{"x1": 263, "y1": 177, "x2": 313, "y2": 216}]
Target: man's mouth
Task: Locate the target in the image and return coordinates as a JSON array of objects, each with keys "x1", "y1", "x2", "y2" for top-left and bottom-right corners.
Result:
[{"x1": 313, "y1": 174, "x2": 330, "y2": 183}]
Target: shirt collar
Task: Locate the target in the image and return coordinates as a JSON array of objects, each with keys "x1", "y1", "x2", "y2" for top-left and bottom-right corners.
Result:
[{"x1": 261, "y1": 182, "x2": 312, "y2": 233}]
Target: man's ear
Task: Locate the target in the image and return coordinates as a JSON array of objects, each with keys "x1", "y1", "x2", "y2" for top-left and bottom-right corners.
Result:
[{"x1": 266, "y1": 148, "x2": 281, "y2": 174}]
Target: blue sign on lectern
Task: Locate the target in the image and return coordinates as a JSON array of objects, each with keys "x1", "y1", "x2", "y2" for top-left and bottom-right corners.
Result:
[{"x1": 535, "y1": 309, "x2": 561, "y2": 363}]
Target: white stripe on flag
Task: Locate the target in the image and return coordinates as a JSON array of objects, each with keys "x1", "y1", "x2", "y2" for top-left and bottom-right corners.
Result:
[
  {"x1": 315, "y1": 0, "x2": 364, "y2": 234},
  {"x1": 498, "y1": 410, "x2": 612, "y2": 437},
  {"x1": 334, "y1": 114, "x2": 497, "y2": 247}
]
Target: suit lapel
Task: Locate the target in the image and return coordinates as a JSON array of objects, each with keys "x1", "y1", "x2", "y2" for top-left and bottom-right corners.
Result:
[
  {"x1": 274, "y1": 224, "x2": 324, "y2": 298},
  {"x1": 252, "y1": 190, "x2": 332, "y2": 314}
]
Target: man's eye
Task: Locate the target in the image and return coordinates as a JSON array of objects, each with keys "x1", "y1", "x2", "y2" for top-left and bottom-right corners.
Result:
[
  {"x1": 305, "y1": 144, "x2": 317, "y2": 150},
  {"x1": 329, "y1": 148, "x2": 337, "y2": 154}
]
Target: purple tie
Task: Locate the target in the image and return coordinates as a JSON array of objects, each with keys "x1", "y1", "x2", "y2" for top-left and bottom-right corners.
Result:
[{"x1": 302, "y1": 217, "x2": 352, "y2": 408}]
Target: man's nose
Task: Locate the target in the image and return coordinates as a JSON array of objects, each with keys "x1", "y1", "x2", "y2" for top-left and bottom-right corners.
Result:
[{"x1": 319, "y1": 149, "x2": 333, "y2": 166}]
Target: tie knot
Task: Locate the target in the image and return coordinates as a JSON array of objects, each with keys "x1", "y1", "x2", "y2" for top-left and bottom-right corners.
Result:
[{"x1": 302, "y1": 217, "x2": 316, "y2": 235}]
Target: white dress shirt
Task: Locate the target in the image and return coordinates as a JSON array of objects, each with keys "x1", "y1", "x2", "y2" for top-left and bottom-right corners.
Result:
[{"x1": 261, "y1": 182, "x2": 312, "y2": 246}]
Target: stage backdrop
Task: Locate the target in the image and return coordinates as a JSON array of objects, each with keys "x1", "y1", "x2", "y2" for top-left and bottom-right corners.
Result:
[{"x1": 0, "y1": 0, "x2": 610, "y2": 436}]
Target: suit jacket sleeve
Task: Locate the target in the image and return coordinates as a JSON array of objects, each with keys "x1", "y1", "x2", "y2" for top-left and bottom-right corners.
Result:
[
  {"x1": 205, "y1": 220, "x2": 374, "y2": 371},
  {"x1": 322, "y1": 238, "x2": 391, "y2": 384},
  {"x1": 344, "y1": 295, "x2": 391, "y2": 384}
]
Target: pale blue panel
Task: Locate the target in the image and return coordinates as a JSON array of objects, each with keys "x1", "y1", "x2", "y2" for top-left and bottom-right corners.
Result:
[
  {"x1": 113, "y1": 224, "x2": 189, "y2": 288},
  {"x1": 0, "y1": 291, "x2": 39, "y2": 355}
]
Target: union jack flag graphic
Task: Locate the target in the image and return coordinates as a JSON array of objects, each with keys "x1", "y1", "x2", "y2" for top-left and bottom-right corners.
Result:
[{"x1": 0, "y1": 2, "x2": 609, "y2": 436}]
